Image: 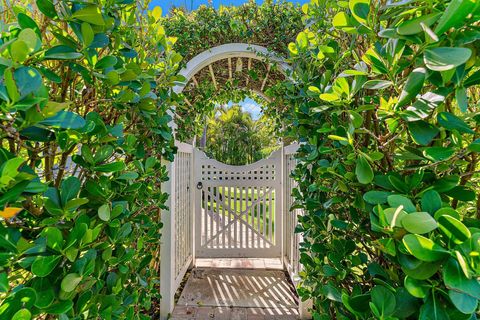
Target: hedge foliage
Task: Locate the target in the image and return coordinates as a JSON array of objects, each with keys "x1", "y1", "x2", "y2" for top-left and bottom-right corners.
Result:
[
  {"x1": 163, "y1": 0, "x2": 304, "y2": 143},
  {"x1": 162, "y1": 0, "x2": 304, "y2": 61},
  {"x1": 0, "y1": 0, "x2": 181, "y2": 318},
  {"x1": 284, "y1": 0, "x2": 480, "y2": 318}
]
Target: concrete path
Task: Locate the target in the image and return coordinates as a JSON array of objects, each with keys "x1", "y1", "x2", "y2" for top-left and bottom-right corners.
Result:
[{"x1": 171, "y1": 260, "x2": 299, "y2": 319}]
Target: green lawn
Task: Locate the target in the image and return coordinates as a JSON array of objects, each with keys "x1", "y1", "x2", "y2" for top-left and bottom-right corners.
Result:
[{"x1": 203, "y1": 187, "x2": 275, "y2": 235}]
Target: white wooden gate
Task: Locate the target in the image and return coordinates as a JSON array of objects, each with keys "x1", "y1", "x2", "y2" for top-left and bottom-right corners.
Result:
[{"x1": 194, "y1": 148, "x2": 282, "y2": 258}]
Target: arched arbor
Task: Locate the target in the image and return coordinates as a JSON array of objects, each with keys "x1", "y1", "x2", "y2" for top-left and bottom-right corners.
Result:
[{"x1": 160, "y1": 44, "x2": 308, "y2": 319}]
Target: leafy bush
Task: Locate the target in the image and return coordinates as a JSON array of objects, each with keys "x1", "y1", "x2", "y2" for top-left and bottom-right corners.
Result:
[
  {"x1": 0, "y1": 1, "x2": 181, "y2": 318},
  {"x1": 284, "y1": 0, "x2": 480, "y2": 318}
]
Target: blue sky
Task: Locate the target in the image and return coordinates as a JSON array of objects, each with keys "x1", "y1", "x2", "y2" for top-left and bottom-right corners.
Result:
[
  {"x1": 149, "y1": 0, "x2": 308, "y2": 11},
  {"x1": 229, "y1": 98, "x2": 262, "y2": 120}
]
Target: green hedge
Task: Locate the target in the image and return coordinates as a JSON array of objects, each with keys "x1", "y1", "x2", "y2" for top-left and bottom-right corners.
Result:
[
  {"x1": 284, "y1": 0, "x2": 480, "y2": 318},
  {"x1": 0, "y1": 1, "x2": 181, "y2": 318}
]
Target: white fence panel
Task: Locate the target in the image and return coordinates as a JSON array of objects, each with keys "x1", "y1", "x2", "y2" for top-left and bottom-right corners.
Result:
[
  {"x1": 283, "y1": 143, "x2": 302, "y2": 278},
  {"x1": 194, "y1": 148, "x2": 282, "y2": 258},
  {"x1": 160, "y1": 141, "x2": 194, "y2": 320}
]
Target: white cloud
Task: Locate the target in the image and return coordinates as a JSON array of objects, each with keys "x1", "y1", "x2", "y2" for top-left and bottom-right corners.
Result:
[{"x1": 240, "y1": 98, "x2": 262, "y2": 120}]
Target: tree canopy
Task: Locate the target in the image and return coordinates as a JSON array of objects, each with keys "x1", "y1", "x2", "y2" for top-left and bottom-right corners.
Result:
[{"x1": 204, "y1": 104, "x2": 278, "y2": 165}]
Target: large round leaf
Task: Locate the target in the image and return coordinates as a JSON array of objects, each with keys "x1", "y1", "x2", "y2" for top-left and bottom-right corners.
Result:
[
  {"x1": 31, "y1": 255, "x2": 61, "y2": 277},
  {"x1": 437, "y1": 112, "x2": 474, "y2": 134},
  {"x1": 40, "y1": 111, "x2": 86, "y2": 129},
  {"x1": 387, "y1": 195, "x2": 416, "y2": 213},
  {"x1": 60, "y1": 273, "x2": 82, "y2": 292},
  {"x1": 449, "y1": 290, "x2": 478, "y2": 314},
  {"x1": 421, "y1": 190, "x2": 442, "y2": 214},
  {"x1": 407, "y1": 121, "x2": 439, "y2": 146},
  {"x1": 424, "y1": 47, "x2": 472, "y2": 71},
  {"x1": 396, "y1": 68, "x2": 426, "y2": 108},
  {"x1": 435, "y1": 0, "x2": 478, "y2": 35},
  {"x1": 363, "y1": 191, "x2": 392, "y2": 204},
  {"x1": 355, "y1": 155, "x2": 373, "y2": 184},
  {"x1": 14, "y1": 67, "x2": 42, "y2": 99},
  {"x1": 397, "y1": 12, "x2": 441, "y2": 35},
  {"x1": 401, "y1": 212, "x2": 438, "y2": 234},
  {"x1": 404, "y1": 276, "x2": 430, "y2": 298},
  {"x1": 12, "y1": 309, "x2": 31, "y2": 320},
  {"x1": 402, "y1": 234, "x2": 449, "y2": 262},
  {"x1": 370, "y1": 285, "x2": 396, "y2": 317},
  {"x1": 437, "y1": 215, "x2": 471, "y2": 244},
  {"x1": 443, "y1": 258, "x2": 480, "y2": 299}
]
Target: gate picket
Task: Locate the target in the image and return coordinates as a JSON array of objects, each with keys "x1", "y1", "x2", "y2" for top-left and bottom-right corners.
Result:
[{"x1": 194, "y1": 148, "x2": 282, "y2": 258}]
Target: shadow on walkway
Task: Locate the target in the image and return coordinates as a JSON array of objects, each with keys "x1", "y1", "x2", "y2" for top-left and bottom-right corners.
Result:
[{"x1": 172, "y1": 261, "x2": 299, "y2": 319}]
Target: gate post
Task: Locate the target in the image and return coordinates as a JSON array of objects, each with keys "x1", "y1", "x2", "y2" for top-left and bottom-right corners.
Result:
[
  {"x1": 280, "y1": 142, "x2": 285, "y2": 268},
  {"x1": 160, "y1": 159, "x2": 176, "y2": 320}
]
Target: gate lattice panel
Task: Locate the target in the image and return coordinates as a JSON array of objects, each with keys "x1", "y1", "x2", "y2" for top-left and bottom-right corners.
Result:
[{"x1": 194, "y1": 148, "x2": 282, "y2": 258}]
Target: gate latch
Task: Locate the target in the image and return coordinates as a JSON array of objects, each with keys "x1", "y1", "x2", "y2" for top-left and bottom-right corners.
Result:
[{"x1": 196, "y1": 182, "x2": 203, "y2": 190}]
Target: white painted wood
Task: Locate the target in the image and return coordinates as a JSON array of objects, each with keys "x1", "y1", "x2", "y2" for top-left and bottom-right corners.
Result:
[
  {"x1": 160, "y1": 158, "x2": 176, "y2": 320},
  {"x1": 173, "y1": 43, "x2": 291, "y2": 94},
  {"x1": 282, "y1": 143, "x2": 312, "y2": 319},
  {"x1": 160, "y1": 142, "x2": 194, "y2": 320},
  {"x1": 194, "y1": 148, "x2": 282, "y2": 258}
]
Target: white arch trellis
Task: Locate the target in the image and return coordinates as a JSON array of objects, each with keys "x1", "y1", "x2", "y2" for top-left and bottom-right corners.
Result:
[{"x1": 160, "y1": 43, "x2": 308, "y2": 319}]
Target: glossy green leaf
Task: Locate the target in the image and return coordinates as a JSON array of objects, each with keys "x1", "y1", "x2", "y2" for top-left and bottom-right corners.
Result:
[
  {"x1": 419, "y1": 293, "x2": 449, "y2": 320},
  {"x1": 437, "y1": 112, "x2": 474, "y2": 134},
  {"x1": 94, "y1": 162, "x2": 125, "y2": 173},
  {"x1": 401, "y1": 212, "x2": 438, "y2": 234},
  {"x1": 61, "y1": 273, "x2": 82, "y2": 292},
  {"x1": 396, "y1": 68, "x2": 426, "y2": 108},
  {"x1": 443, "y1": 258, "x2": 480, "y2": 299},
  {"x1": 44, "y1": 45, "x2": 83, "y2": 60},
  {"x1": 40, "y1": 227, "x2": 63, "y2": 250},
  {"x1": 355, "y1": 155, "x2": 373, "y2": 184},
  {"x1": 14, "y1": 67, "x2": 43, "y2": 99},
  {"x1": 12, "y1": 309, "x2": 31, "y2": 320},
  {"x1": 435, "y1": 0, "x2": 478, "y2": 35},
  {"x1": 455, "y1": 87, "x2": 468, "y2": 113},
  {"x1": 445, "y1": 186, "x2": 476, "y2": 201},
  {"x1": 40, "y1": 111, "x2": 86, "y2": 129},
  {"x1": 407, "y1": 121, "x2": 439, "y2": 146},
  {"x1": 370, "y1": 286, "x2": 396, "y2": 317},
  {"x1": 421, "y1": 190, "x2": 442, "y2": 214},
  {"x1": 98, "y1": 204, "x2": 110, "y2": 221},
  {"x1": 17, "y1": 13, "x2": 40, "y2": 34},
  {"x1": 36, "y1": 0, "x2": 57, "y2": 18},
  {"x1": 363, "y1": 191, "x2": 391, "y2": 204},
  {"x1": 71, "y1": 5, "x2": 105, "y2": 25},
  {"x1": 434, "y1": 207, "x2": 461, "y2": 220},
  {"x1": 363, "y1": 80, "x2": 393, "y2": 90},
  {"x1": 403, "y1": 234, "x2": 449, "y2": 262},
  {"x1": 349, "y1": 0, "x2": 370, "y2": 26},
  {"x1": 449, "y1": 290, "x2": 478, "y2": 314},
  {"x1": 31, "y1": 255, "x2": 61, "y2": 277},
  {"x1": 404, "y1": 276, "x2": 430, "y2": 298},
  {"x1": 422, "y1": 147, "x2": 454, "y2": 162},
  {"x1": 0, "y1": 272, "x2": 8, "y2": 292},
  {"x1": 468, "y1": 139, "x2": 480, "y2": 152},
  {"x1": 43, "y1": 300, "x2": 73, "y2": 314},
  {"x1": 387, "y1": 195, "x2": 416, "y2": 213},
  {"x1": 95, "y1": 56, "x2": 117, "y2": 69},
  {"x1": 10, "y1": 40, "x2": 29, "y2": 62},
  {"x1": 424, "y1": 47, "x2": 472, "y2": 71},
  {"x1": 438, "y1": 215, "x2": 471, "y2": 244},
  {"x1": 81, "y1": 22, "x2": 94, "y2": 47},
  {"x1": 397, "y1": 12, "x2": 441, "y2": 35}
]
